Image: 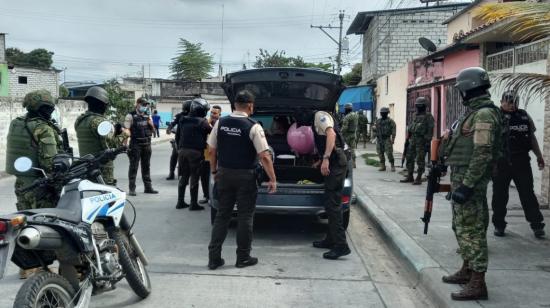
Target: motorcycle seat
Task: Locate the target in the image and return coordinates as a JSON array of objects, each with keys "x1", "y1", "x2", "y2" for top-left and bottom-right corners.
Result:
[{"x1": 21, "y1": 208, "x2": 81, "y2": 224}]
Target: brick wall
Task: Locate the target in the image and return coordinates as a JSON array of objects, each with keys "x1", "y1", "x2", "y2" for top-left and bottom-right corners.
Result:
[
  {"x1": 361, "y1": 6, "x2": 464, "y2": 83},
  {"x1": 8, "y1": 67, "x2": 59, "y2": 98}
]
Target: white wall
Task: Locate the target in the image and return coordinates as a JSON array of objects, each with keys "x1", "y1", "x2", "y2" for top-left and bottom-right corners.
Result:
[
  {"x1": 375, "y1": 65, "x2": 409, "y2": 152},
  {"x1": 8, "y1": 67, "x2": 59, "y2": 98},
  {"x1": 490, "y1": 60, "x2": 547, "y2": 196}
]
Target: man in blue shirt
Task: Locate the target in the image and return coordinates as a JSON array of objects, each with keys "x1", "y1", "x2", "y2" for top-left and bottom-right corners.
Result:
[{"x1": 152, "y1": 110, "x2": 161, "y2": 138}]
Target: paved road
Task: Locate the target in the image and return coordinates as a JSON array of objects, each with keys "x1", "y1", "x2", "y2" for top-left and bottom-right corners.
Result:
[{"x1": 0, "y1": 143, "x2": 434, "y2": 307}]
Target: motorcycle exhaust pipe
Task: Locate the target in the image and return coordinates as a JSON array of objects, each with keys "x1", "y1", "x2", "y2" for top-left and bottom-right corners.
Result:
[{"x1": 17, "y1": 226, "x2": 62, "y2": 250}]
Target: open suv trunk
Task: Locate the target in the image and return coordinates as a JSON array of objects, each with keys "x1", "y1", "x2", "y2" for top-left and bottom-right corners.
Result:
[{"x1": 210, "y1": 68, "x2": 352, "y2": 227}]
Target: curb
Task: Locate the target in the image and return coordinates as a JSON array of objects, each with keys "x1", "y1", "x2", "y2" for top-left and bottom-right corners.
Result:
[{"x1": 354, "y1": 186, "x2": 482, "y2": 308}]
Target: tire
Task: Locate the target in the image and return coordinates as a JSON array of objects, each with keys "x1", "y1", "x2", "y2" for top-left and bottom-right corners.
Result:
[
  {"x1": 343, "y1": 210, "x2": 350, "y2": 230},
  {"x1": 14, "y1": 271, "x2": 76, "y2": 308},
  {"x1": 111, "y1": 230, "x2": 151, "y2": 299},
  {"x1": 210, "y1": 207, "x2": 217, "y2": 225}
]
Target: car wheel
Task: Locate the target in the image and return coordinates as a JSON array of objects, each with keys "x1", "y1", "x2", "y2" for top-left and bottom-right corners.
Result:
[{"x1": 343, "y1": 210, "x2": 350, "y2": 230}]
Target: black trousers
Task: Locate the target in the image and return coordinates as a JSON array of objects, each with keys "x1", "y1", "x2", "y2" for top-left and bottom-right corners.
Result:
[
  {"x1": 200, "y1": 160, "x2": 210, "y2": 199},
  {"x1": 492, "y1": 156, "x2": 545, "y2": 230},
  {"x1": 323, "y1": 153, "x2": 349, "y2": 247},
  {"x1": 177, "y1": 148, "x2": 203, "y2": 204},
  {"x1": 169, "y1": 141, "x2": 178, "y2": 175},
  {"x1": 128, "y1": 143, "x2": 153, "y2": 191},
  {"x1": 209, "y1": 168, "x2": 258, "y2": 260}
]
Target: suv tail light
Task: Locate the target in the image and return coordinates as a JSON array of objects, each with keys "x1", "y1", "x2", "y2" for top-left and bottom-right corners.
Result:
[
  {"x1": 341, "y1": 195, "x2": 350, "y2": 204},
  {"x1": 0, "y1": 221, "x2": 7, "y2": 234}
]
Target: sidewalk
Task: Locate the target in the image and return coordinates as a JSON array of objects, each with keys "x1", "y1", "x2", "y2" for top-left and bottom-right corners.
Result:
[{"x1": 353, "y1": 146, "x2": 550, "y2": 308}]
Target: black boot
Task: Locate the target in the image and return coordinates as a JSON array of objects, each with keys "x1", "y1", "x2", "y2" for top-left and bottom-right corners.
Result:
[
  {"x1": 189, "y1": 185, "x2": 204, "y2": 211},
  {"x1": 175, "y1": 185, "x2": 189, "y2": 209},
  {"x1": 312, "y1": 239, "x2": 334, "y2": 249},
  {"x1": 400, "y1": 172, "x2": 414, "y2": 183},
  {"x1": 166, "y1": 172, "x2": 175, "y2": 180},
  {"x1": 208, "y1": 258, "x2": 225, "y2": 270},
  {"x1": 144, "y1": 184, "x2": 158, "y2": 194},
  {"x1": 236, "y1": 256, "x2": 258, "y2": 268},
  {"x1": 323, "y1": 245, "x2": 351, "y2": 260},
  {"x1": 129, "y1": 182, "x2": 136, "y2": 196},
  {"x1": 413, "y1": 172, "x2": 423, "y2": 185}
]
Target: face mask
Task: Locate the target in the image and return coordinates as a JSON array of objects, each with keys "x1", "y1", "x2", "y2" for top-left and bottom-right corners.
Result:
[
  {"x1": 381, "y1": 113, "x2": 388, "y2": 119},
  {"x1": 37, "y1": 105, "x2": 55, "y2": 120},
  {"x1": 139, "y1": 106, "x2": 148, "y2": 114},
  {"x1": 416, "y1": 105, "x2": 426, "y2": 113}
]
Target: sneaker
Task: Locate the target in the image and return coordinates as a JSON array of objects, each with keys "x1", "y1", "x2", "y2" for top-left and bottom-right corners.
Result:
[
  {"x1": 208, "y1": 258, "x2": 225, "y2": 270},
  {"x1": 236, "y1": 256, "x2": 258, "y2": 268},
  {"x1": 494, "y1": 228, "x2": 505, "y2": 237},
  {"x1": 534, "y1": 228, "x2": 546, "y2": 239}
]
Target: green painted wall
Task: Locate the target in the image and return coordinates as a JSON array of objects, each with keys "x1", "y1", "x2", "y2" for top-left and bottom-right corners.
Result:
[{"x1": 0, "y1": 64, "x2": 8, "y2": 96}]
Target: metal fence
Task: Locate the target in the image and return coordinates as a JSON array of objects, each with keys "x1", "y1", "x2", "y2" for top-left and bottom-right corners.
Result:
[{"x1": 486, "y1": 37, "x2": 550, "y2": 71}]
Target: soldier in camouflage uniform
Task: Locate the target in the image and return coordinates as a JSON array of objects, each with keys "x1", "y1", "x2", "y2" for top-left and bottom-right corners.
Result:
[
  {"x1": 341, "y1": 103, "x2": 359, "y2": 168},
  {"x1": 75, "y1": 86, "x2": 130, "y2": 185},
  {"x1": 401, "y1": 97, "x2": 434, "y2": 185},
  {"x1": 372, "y1": 107, "x2": 396, "y2": 171},
  {"x1": 357, "y1": 110, "x2": 369, "y2": 148},
  {"x1": 441, "y1": 67, "x2": 502, "y2": 301},
  {"x1": 6, "y1": 90, "x2": 64, "y2": 211}
]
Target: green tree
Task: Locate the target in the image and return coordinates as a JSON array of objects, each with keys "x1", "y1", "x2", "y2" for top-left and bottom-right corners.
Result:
[
  {"x1": 59, "y1": 85, "x2": 69, "y2": 98},
  {"x1": 170, "y1": 39, "x2": 214, "y2": 81},
  {"x1": 475, "y1": 2, "x2": 550, "y2": 100},
  {"x1": 254, "y1": 49, "x2": 332, "y2": 72},
  {"x1": 6, "y1": 47, "x2": 54, "y2": 69},
  {"x1": 342, "y1": 63, "x2": 362, "y2": 85},
  {"x1": 104, "y1": 79, "x2": 134, "y2": 122}
]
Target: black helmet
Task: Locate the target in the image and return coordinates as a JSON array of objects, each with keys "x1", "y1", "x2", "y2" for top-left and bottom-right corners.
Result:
[
  {"x1": 501, "y1": 90, "x2": 519, "y2": 107},
  {"x1": 415, "y1": 97, "x2": 429, "y2": 107},
  {"x1": 189, "y1": 98, "x2": 210, "y2": 117},
  {"x1": 84, "y1": 86, "x2": 109, "y2": 106},
  {"x1": 380, "y1": 107, "x2": 390, "y2": 113},
  {"x1": 182, "y1": 100, "x2": 192, "y2": 116},
  {"x1": 455, "y1": 67, "x2": 491, "y2": 101}
]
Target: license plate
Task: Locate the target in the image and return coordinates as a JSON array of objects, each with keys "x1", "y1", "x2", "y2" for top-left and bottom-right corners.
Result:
[{"x1": 0, "y1": 233, "x2": 15, "y2": 279}]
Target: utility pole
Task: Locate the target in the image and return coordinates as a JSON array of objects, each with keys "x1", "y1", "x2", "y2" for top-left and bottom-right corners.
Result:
[{"x1": 311, "y1": 10, "x2": 345, "y2": 75}]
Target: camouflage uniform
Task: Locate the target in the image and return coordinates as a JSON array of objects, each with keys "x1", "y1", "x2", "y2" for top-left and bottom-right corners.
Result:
[
  {"x1": 373, "y1": 117, "x2": 396, "y2": 166},
  {"x1": 5, "y1": 90, "x2": 63, "y2": 210},
  {"x1": 444, "y1": 95, "x2": 502, "y2": 273},
  {"x1": 357, "y1": 112, "x2": 369, "y2": 148},
  {"x1": 75, "y1": 111, "x2": 129, "y2": 185},
  {"x1": 341, "y1": 111, "x2": 359, "y2": 164},
  {"x1": 406, "y1": 112, "x2": 434, "y2": 175}
]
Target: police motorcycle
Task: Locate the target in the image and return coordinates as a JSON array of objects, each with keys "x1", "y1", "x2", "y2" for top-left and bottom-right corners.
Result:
[{"x1": 0, "y1": 121, "x2": 151, "y2": 308}]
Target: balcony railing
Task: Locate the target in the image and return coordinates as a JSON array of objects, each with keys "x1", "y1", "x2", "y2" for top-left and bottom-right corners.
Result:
[{"x1": 486, "y1": 37, "x2": 550, "y2": 71}]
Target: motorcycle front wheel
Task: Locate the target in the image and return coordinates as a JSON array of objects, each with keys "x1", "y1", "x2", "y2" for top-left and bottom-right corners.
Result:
[
  {"x1": 111, "y1": 230, "x2": 151, "y2": 299},
  {"x1": 14, "y1": 271, "x2": 76, "y2": 308}
]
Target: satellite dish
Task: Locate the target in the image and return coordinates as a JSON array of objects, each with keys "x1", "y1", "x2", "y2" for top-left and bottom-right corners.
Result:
[{"x1": 419, "y1": 37, "x2": 437, "y2": 53}]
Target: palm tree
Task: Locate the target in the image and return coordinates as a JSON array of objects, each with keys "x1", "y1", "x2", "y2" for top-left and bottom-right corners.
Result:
[{"x1": 475, "y1": 2, "x2": 550, "y2": 101}]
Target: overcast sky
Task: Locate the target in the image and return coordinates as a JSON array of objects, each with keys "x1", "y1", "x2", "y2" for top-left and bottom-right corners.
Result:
[{"x1": 0, "y1": 0, "x2": 424, "y2": 82}]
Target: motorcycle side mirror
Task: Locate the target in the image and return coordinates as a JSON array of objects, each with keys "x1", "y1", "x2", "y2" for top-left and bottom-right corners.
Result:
[
  {"x1": 14, "y1": 157, "x2": 33, "y2": 173},
  {"x1": 97, "y1": 121, "x2": 114, "y2": 137}
]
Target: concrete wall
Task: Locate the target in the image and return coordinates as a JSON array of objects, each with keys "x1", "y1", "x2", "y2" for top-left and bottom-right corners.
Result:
[
  {"x1": 361, "y1": 5, "x2": 464, "y2": 83},
  {"x1": 0, "y1": 64, "x2": 8, "y2": 97},
  {"x1": 0, "y1": 98, "x2": 86, "y2": 171},
  {"x1": 8, "y1": 67, "x2": 59, "y2": 98},
  {"x1": 491, "y1": 60, "x2": 547, "y2": 198},
  {"x1": 375, "y1": 65, "x2": 409, "y2": 151}
]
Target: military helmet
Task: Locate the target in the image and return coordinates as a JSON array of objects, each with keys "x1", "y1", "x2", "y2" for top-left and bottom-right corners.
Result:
[
  {"x1": 23, "y1": 90, "x2": 55, "y2": 112},
  {"x1": 415, "y1": 97, "x2": 429, "y2": 107},
  {"x1": 380, "y1": 107, "x2": 390, "y2": 113},
  {"x1": 455, "y1": 67, "x2": 491, "y2": 97},
  {"x1": 344, "y1": 103, "x2": 353, "y2": 109},
  {"x1": 84, "y1": 86, "x2": 109, "y2": 106},
  {"x1": 182, "y1": 100, "x2": 192, "y2": 115},
  {"x1": 189, "y1": 98, "x2": 210, "y2": 117}
]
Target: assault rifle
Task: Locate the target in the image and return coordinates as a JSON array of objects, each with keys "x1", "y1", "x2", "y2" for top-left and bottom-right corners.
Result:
[
  {"x1": 421, "y1": 138, "x2": 451, "y2": 234},
  {"x1": 401, "y1": 132, "x2": 410, "y2": 168},
  {"x1": 60, "y1": 128, "x2": 73, "y2": 156}
]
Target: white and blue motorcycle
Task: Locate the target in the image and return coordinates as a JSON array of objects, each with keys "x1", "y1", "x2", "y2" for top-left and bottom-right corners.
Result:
[{"x1": 0, "y1": 122, "x2": 151, "y2": 307}]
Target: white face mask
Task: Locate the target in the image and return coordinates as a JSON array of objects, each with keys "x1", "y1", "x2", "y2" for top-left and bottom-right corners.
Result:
[{"x1": 51, "y1": 107, "x2": 61, "y2": 125}]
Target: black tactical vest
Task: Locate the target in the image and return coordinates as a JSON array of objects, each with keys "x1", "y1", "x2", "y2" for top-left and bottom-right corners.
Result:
[
  {"x1": 178, "y1": 116, "x2": 208, "y2": 150},
  {"x1": 130, "y1": 111, "x2": 152, "y2": 145},
  {"x1": 506, "y1": 109, "x2": 532, "y2": 156},
  {"x1": 217, "y1": 116, "x2": 258, "y2": 169},
  {"x1": 312, "y1": 113, "x2": 345, "y2": 160}
]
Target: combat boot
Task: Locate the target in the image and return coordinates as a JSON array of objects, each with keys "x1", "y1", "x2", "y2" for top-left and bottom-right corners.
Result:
[
  {"x1": 378, "y1": 165, "x2": 386, "y2": 172},
  {"x1": 442, "y1": 261, "x2": 471, "y2": 284},
  {"x1": 144, "y1": 183, "x2": 158, "y2": 194},
  {"x1": 189, "y1": 185, "x2": 204, "y2": 211},
  {"x1": 166, "y1": 172, "x2": 175, "y2": 180},
  {"x1": 400, "y1": 172, "x2": 414, "y2": 183},
  {"x1": 413, "y1": 173, "x2": 423, "y2": 185},
  {"x1": 451, "y1": 271, "x2": 488, "y2": 301},
  {"x1": 390, "y1": 163, "x2": 396, "y2": 172}
]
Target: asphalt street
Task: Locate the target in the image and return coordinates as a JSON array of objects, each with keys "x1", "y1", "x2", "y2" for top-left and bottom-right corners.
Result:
[{"x1": 0, "y1": 142, "x2": 434, "y2": 308}]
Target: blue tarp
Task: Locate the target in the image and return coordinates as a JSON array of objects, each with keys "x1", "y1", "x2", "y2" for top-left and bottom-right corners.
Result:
[{"x1": 337, "y1": 86, "x2": 374, "y2": 113}]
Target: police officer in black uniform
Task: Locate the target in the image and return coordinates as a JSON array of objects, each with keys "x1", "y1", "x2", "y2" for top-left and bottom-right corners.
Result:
[
  {"x1": 294, "y1": 107, "x2": 351, "y2": 260},
  {"x1": 166, "y1": 100, "x2": 192, "y2": 180},
  {"x1": 175, "y1": 98, "x2": 212, "y2": 210},
  {"x1": 207, "y1": 90, "x2": 277, "y2": 270},
  {"x1": 492, "y1": 91, "x2": 546, "y2": 238},
  {"x1": 124, "y1": 97, "x2": 158, "y2": 196}
]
